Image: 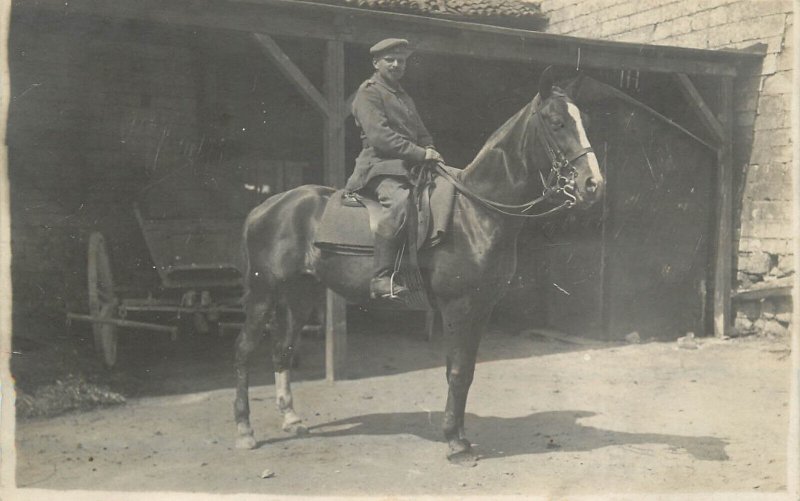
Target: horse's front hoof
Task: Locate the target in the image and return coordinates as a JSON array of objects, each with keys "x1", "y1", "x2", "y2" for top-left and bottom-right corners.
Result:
[
  {"x1": 235, "y1": 434, "x2": 257, "y2": 450},
  {"x1": 282, "y1": 412, "x2": 308, "y2": 435},
  {"x1": 283, "y1": 422, "x2": 309, "y2": 435},
  {"x1": 447, "y1": 439, "x2": 477, "y2": 467}
]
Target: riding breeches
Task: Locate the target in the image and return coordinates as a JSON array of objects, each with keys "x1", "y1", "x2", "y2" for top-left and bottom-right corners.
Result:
[{"x1": 365, "y1": 175, "x2": 411, "y2": 240}]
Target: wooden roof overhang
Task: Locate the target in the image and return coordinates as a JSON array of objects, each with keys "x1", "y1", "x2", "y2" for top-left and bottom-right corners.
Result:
[
  {"x1": 18, "y1": 0, "x2": 766, "y2": 375},
  {"x1": 26, "y1": 0, "x2": 762, "y2": 76}
]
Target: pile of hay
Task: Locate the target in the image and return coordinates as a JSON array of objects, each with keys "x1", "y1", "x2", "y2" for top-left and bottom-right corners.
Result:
[{"x1": 16, "y1": 375, "x2": 126, "y2": 419}]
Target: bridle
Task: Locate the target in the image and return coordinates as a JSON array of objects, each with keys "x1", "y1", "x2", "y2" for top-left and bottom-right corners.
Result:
[
  {"x1": 533, "y1": 106, "x2": 593, "y2": 209},
  {"x1": 434, "y1": 97, "x2": 594, "y2": 219}
]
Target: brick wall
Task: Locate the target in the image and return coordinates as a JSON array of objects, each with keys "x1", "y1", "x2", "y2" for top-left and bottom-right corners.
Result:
[{"x1": 536, "y1": 0, "x2": 794, "y2": 336}]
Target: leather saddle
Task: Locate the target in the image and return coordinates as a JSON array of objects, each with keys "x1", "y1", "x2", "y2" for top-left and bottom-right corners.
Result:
[{"x1": 314, "y1": 165, "x2": 459, "y2": 256}]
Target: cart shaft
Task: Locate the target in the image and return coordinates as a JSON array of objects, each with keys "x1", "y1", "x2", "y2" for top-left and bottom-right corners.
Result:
[
  {"x1": 67, "y1": 313, "x2": 178, "y2": 338},
  {"x1": 120, "y1": 304, "x2": 242, "y2": 315}
]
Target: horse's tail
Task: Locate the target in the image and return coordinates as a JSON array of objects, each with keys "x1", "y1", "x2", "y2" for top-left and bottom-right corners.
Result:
[
  {"x1": 239, "y1": 204, "x2": 270, "y2": 304},
  {"x1": 238, "y1": 221, "x2": 251, "y2": 298},
  {"x1": 238, "y1": 197, "x2": 282, "y2": 307}
]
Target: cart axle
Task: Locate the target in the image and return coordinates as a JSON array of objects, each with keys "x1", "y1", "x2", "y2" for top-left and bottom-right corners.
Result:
[{"x1": 218, "y1": 322, "x2": 322, "y2": 334}]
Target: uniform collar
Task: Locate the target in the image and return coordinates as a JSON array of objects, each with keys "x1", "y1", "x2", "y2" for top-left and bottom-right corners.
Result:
[{"x1": 371, "y1": 72, "x2": 405, "y2": 94}]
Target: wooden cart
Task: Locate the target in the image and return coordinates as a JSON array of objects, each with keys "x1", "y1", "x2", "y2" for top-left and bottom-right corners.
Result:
[{"x1": 68, "y1": 161, "x2": 308, "y2": 367}]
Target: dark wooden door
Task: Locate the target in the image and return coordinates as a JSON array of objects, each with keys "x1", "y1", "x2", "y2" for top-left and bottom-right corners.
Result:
[{"x1": 543, "y1": 78, "x2": 715, "y2": 341}]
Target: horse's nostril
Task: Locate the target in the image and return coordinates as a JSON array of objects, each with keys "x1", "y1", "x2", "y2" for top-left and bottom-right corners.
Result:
[{"x1": 586, "y1": 177, "x2": 598, "y2": 193}]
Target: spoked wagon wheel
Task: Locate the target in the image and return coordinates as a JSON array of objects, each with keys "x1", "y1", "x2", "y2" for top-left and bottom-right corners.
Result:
[{"x1": 87, "y1": 232, "x2": 119, "y2": 368}]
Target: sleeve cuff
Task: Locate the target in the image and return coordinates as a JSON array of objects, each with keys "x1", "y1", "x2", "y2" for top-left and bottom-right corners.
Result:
[{"x1": 411, "y1": 145, "x2": 427, "y2": 162}]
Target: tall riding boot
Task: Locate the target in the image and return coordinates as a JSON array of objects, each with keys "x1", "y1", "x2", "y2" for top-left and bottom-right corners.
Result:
[{"x1": 370, "y1": 234, "x2": 409, "y2": 299}]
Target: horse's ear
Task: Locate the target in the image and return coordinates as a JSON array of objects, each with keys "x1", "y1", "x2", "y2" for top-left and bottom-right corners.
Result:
[{"x1": 539, "y1": 66, "x2": 554, "y2": 100}]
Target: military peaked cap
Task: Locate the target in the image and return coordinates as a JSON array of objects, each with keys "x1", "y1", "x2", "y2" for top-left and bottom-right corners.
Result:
[{"x1": 369, "y1": 38, "x2": 412, "y2": 56}]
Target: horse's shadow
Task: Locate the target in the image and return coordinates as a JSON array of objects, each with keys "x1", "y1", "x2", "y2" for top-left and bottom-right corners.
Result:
[{"x1": 264, "y1": 410, "x2": 728, "y2": 462}]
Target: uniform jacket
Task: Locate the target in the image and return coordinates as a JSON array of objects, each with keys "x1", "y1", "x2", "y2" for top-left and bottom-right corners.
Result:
[{"x1": 344, "y1": 72, "x2": 434, "y2": 192}]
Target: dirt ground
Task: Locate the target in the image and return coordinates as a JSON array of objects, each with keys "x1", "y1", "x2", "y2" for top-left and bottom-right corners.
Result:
[{"x1": 9, "y1": 312, "x2": 794, "y2": 498}]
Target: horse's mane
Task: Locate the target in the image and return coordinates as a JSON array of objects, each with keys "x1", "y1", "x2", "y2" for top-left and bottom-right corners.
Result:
[
  {"x1": 457, "y1": 85, "x2": 574, "y2": 201},
  {"x1": 467, "y1": 86, "x2": 569, "y2": 172}
]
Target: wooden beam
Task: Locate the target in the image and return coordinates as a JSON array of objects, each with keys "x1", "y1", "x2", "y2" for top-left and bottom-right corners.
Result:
[
  {"x1": 323, "y1": 40, "x2": 347, "y2": 187},
  {"x1": 573, "y1": 45, "x2": 738, "y2": 77},
  {"x1": 581, "y1": 76, "x2": 717, "y2": 151},
  {"x1": 345, "y1": 89, "x2": 358, "y2": 119},
  {"x1": 240, "y1": 0, "x2": 761, "y2": 72},
  {"x1": 252, "y1": 33, "x2": 330, "y2": 118},
  {"x1": 674, "y1": 73, "x2": 725, "y2": 145},
  {"x1": 734, "y1": 285, "x2": 792, "y2": 302},
  {"x1": 323, "y1": 39, "x2": 348, "y2": 382},
  {"x1": 22, "y1": 0, "x2": 752, "y2": 76},
  {"x1": 713, "y1": 76, "x2": 734, "y2": 338}
]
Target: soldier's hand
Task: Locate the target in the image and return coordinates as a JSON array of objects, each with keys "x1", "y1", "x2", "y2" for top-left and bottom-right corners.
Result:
[{"x1": 424, "y1": 147, "x2": 444, "y2": 164}]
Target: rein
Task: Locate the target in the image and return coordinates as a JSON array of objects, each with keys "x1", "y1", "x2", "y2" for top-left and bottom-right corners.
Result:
[
  {"x1": 434, "y1": 163, "x2": 570, "y2": 219},
  {"x1": 433, "y1": 106, "x2": 593, "y2": 220}
]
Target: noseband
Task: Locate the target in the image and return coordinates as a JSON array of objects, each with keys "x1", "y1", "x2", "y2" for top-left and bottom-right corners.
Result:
[{"x1": 434, "y1": 98, "x2": 593, "y2": 219}]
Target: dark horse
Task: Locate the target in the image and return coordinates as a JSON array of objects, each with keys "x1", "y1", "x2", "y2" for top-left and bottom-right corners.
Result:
[{"x1": 233, "y1": 69, "x2": 605, "y2": 462}]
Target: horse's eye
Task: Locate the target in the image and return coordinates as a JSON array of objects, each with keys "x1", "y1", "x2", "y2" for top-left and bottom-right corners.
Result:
[{"x1": 551, "y1": 120, "x2": 564, "y2": 129}]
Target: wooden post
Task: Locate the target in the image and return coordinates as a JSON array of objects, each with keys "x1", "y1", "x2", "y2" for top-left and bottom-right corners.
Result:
[
  {"x1": 252, "y1": 32, "x2": 348, "y2": 380},
  {"x1": 323, "y1": 39, "x2": 348, "y2": 381},
  {"x1": 713, "y1": 76, "x2": 734, "y2": 338},
  {"x1": 598, "y1": 141, "x2": 611, "y2": 341},
  {"x1": 325, "y1": 287, "x2": 348, "y2": 382},
  {"x1": 323, "y1": 40, "x2": 346, "y2": 186}
]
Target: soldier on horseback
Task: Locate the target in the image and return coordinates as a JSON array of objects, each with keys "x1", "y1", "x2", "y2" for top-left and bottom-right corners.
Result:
[
  {"x1": 344, "y1": 38, "x2": 444, "y2": 300},
  {"x1": 234, "y1": 60, "x2": 605, "y2": 459}
]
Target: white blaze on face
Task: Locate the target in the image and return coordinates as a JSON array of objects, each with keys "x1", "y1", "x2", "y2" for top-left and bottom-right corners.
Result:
[{"x1": 566, "y1": 102, "x2": 603, "y2": 182}]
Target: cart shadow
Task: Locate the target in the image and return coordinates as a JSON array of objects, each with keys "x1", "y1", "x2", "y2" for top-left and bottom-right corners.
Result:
[{"x1": 263, "y1": 410, "x2": 729, "y2": 462}]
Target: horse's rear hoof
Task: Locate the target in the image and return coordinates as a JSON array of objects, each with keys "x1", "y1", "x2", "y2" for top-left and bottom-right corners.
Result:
[
  {"x1": 447, "y1": 440, "x2": 477, "y2": 467},
  {"x1": 447, "y1": 450, "x2": 478, "y2": 467},
  {"x1": 236, "y1": 434, "x2": 257, "y2": 450}
]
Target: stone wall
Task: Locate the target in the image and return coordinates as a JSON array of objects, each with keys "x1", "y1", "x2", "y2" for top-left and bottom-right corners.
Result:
[{"x1": 536, "y1": 0, "x2": 794, "y2": 337}]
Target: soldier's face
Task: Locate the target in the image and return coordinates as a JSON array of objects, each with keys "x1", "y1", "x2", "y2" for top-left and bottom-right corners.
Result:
[{"x1": 373, "y1": 52, "x2": 408, "y2": 85}]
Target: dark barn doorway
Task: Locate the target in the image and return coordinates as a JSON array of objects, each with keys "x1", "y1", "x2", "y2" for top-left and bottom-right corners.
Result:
[
  {"x1": 7, "y1": 0, "x2": 753, "y2": 377},
  {"x1": 497, "y1": 76, "x2": 717, "y2": 341}
]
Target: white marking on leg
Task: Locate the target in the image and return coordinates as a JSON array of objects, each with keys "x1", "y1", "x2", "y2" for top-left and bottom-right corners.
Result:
[
  {"x1": 275, "y1": 371, "x2": 303, "y2": 430},
  {"x1": 275, "y1": 370, "x2": 293, "y2": 412},
  {"x1": 567, "y1": 103, "x2": 602, "y2": 181}
]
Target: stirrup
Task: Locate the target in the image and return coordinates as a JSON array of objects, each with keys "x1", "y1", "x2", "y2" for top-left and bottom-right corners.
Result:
[
  {"x1": 370, "y1": 271, "x2": 409, "y2": 300},
  {"x1": 388, "y1": 271, "x2": 408, "y2": 299}
]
